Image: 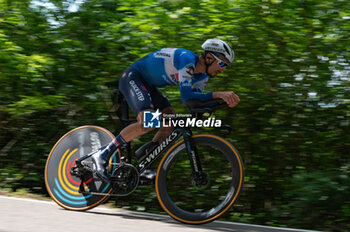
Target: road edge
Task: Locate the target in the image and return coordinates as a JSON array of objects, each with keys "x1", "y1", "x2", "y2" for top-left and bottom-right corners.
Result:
[{"x1": 0, "y1": 195, "x2": 321, "y2": 232}]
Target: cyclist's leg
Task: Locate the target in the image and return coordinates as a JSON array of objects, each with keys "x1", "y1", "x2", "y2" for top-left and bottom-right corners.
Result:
[
  {"x1": 150, "y1": 88, "x2": 175, "y2": 142},
  {"x1": 118, "y1": 68, "x2": 166, "y2": 183},
  {"x1": 118, "y1": 67, "x2": 158, "y2": 142},
  {"x1": 119, "y1": 110, "x2": 154, "y2": 142},
  {"x1": 92, "y1": 67, "x2": 155, "y2": 181}
]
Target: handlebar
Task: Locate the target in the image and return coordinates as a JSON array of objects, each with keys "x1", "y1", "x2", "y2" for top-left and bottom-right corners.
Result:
[{"x1": 186, "y1": 98, "x2": 228, "y2": 115}]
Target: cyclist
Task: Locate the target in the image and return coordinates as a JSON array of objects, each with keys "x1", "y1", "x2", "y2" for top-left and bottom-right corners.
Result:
[{"x1": 92, "y1": 38, "x2": 240, "y2": 183}]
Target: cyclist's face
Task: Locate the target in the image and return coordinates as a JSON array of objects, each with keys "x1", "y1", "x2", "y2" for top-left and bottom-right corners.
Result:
[{"x1": 206, "y1": 53, "x2": 229, "y2": 77}]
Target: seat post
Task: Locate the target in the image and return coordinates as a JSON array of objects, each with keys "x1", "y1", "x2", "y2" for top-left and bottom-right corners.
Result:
[
  {"x1": 120, "y1": 97, "x2": 130, "y2": 127},
  {"x1": 113, "y1": 89, "x2": 131, "y2": 127}
]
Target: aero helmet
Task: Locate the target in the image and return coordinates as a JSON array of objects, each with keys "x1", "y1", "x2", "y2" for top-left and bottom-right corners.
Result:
[{"x1": 201, "y1": 39, "x2": 234, "y2": 63}]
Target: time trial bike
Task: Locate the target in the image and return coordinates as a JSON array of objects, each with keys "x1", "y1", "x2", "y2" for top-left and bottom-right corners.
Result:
[{"x1": 44, "y1": 89, "x2": 244, "y2": 224}]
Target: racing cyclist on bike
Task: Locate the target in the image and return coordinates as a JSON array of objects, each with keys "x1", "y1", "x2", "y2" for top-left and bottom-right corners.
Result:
[{"x1": 92, "y1": 38, "x2": 240, "y2": 183}]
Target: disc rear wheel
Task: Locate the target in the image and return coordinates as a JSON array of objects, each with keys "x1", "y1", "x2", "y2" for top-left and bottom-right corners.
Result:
[{"x1": 45, "y1": 126, "x2": 119, "y2": 210}]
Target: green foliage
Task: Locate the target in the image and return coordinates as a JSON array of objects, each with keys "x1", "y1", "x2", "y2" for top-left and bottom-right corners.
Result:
[
  {"x1": 0, "y1": 0, "x2": 349, "y2": 231},
  {"x1": 278, "y1": 166, "x2": 350, "y2": 230}
]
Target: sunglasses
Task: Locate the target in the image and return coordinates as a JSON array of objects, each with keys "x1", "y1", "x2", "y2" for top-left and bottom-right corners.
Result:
[{"x1": 211, "y1": 53, "x2": 228, "y2": 68}]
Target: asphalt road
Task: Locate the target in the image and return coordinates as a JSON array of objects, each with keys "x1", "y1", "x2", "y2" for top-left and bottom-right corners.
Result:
[{"x1": 0, "y1": 196, "x2": 319, "y2": 232}]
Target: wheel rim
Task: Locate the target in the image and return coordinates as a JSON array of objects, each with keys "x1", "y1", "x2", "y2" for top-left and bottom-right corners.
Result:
[
  {"x1": 45, "y1": 126, "x2": 118, "y2": 210},
  {"x1": 156, "y1": 135, "x2": 243, "y2": 223}
]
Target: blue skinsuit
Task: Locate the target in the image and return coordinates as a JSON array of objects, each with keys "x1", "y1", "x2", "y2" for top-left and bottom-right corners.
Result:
[
  {"x1": 119, "y1": 48, "x2": 213, "y2": 115},
  {"x1": 132, "y1": 48, "x2": 212, "y2": 104}
]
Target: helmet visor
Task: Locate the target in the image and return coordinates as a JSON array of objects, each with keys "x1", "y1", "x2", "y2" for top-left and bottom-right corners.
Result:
[{"x1": 211, "y1": 53, "x2": 228, "y2": 68}]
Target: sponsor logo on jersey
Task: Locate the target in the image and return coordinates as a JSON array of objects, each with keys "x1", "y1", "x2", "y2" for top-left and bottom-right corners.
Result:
[
  {"x1": 154, "y1": 52, "x2": 171, "y2": 58},
  {"x1": 129, "y1": 80, "x2": 145, "y2": 101},
  {"x1": 185, "y1": 65, "x2": 195, "y2": 76},
  {"x1": 170, "y1": 73, "x2": 179, "y2": 83}
]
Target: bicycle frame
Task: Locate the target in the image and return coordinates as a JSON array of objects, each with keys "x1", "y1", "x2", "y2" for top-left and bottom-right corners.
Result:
[
  {"x1": 132, "y1": 127, "x2": 203, "y2": 176},
  {"x1": 74, "y1": 126, "x2": 204, "y2": 188}
]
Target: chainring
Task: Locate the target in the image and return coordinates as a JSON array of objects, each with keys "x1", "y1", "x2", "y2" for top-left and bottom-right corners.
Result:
[{"x1": 110, "y1": 163, "x2": 139, "y2": 196}]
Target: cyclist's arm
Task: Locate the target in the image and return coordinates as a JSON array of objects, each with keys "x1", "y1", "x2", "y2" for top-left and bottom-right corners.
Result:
[
  {"x1": 213, "y1": 91, "x2": 240, "y2": 108},
  {"x1": 178, "y1": 64, "x2": 212, "y2": 104}
]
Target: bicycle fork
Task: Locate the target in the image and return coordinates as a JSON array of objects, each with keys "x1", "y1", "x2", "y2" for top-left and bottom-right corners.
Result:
[{"x1": 183, "y1": 131, "x2": 208, "y2": 187}]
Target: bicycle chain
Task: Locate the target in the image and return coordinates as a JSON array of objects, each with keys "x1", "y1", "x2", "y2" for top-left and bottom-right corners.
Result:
[{"x1": 78, "y1": 191, "x2": 125, "y2": 197}]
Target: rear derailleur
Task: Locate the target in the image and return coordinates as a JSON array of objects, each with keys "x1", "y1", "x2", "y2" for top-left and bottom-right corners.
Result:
[{"x1": 70, "y1": 159, "x2": 139, "y2": 196}]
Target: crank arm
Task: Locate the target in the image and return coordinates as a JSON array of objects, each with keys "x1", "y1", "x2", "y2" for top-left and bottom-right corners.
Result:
[{"x1": 78, "y1": 191, "x2": 127, "y2": 197}]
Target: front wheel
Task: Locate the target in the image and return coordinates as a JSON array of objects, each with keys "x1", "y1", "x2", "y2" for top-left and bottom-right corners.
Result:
[{"x1": 156, "y1": 134, "x2": 244, "y2": 224}]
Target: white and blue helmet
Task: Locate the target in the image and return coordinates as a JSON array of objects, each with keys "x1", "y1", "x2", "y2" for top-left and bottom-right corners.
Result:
[{"x1": 201, "y1": 39, "x2": 235, "y2": 63}]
